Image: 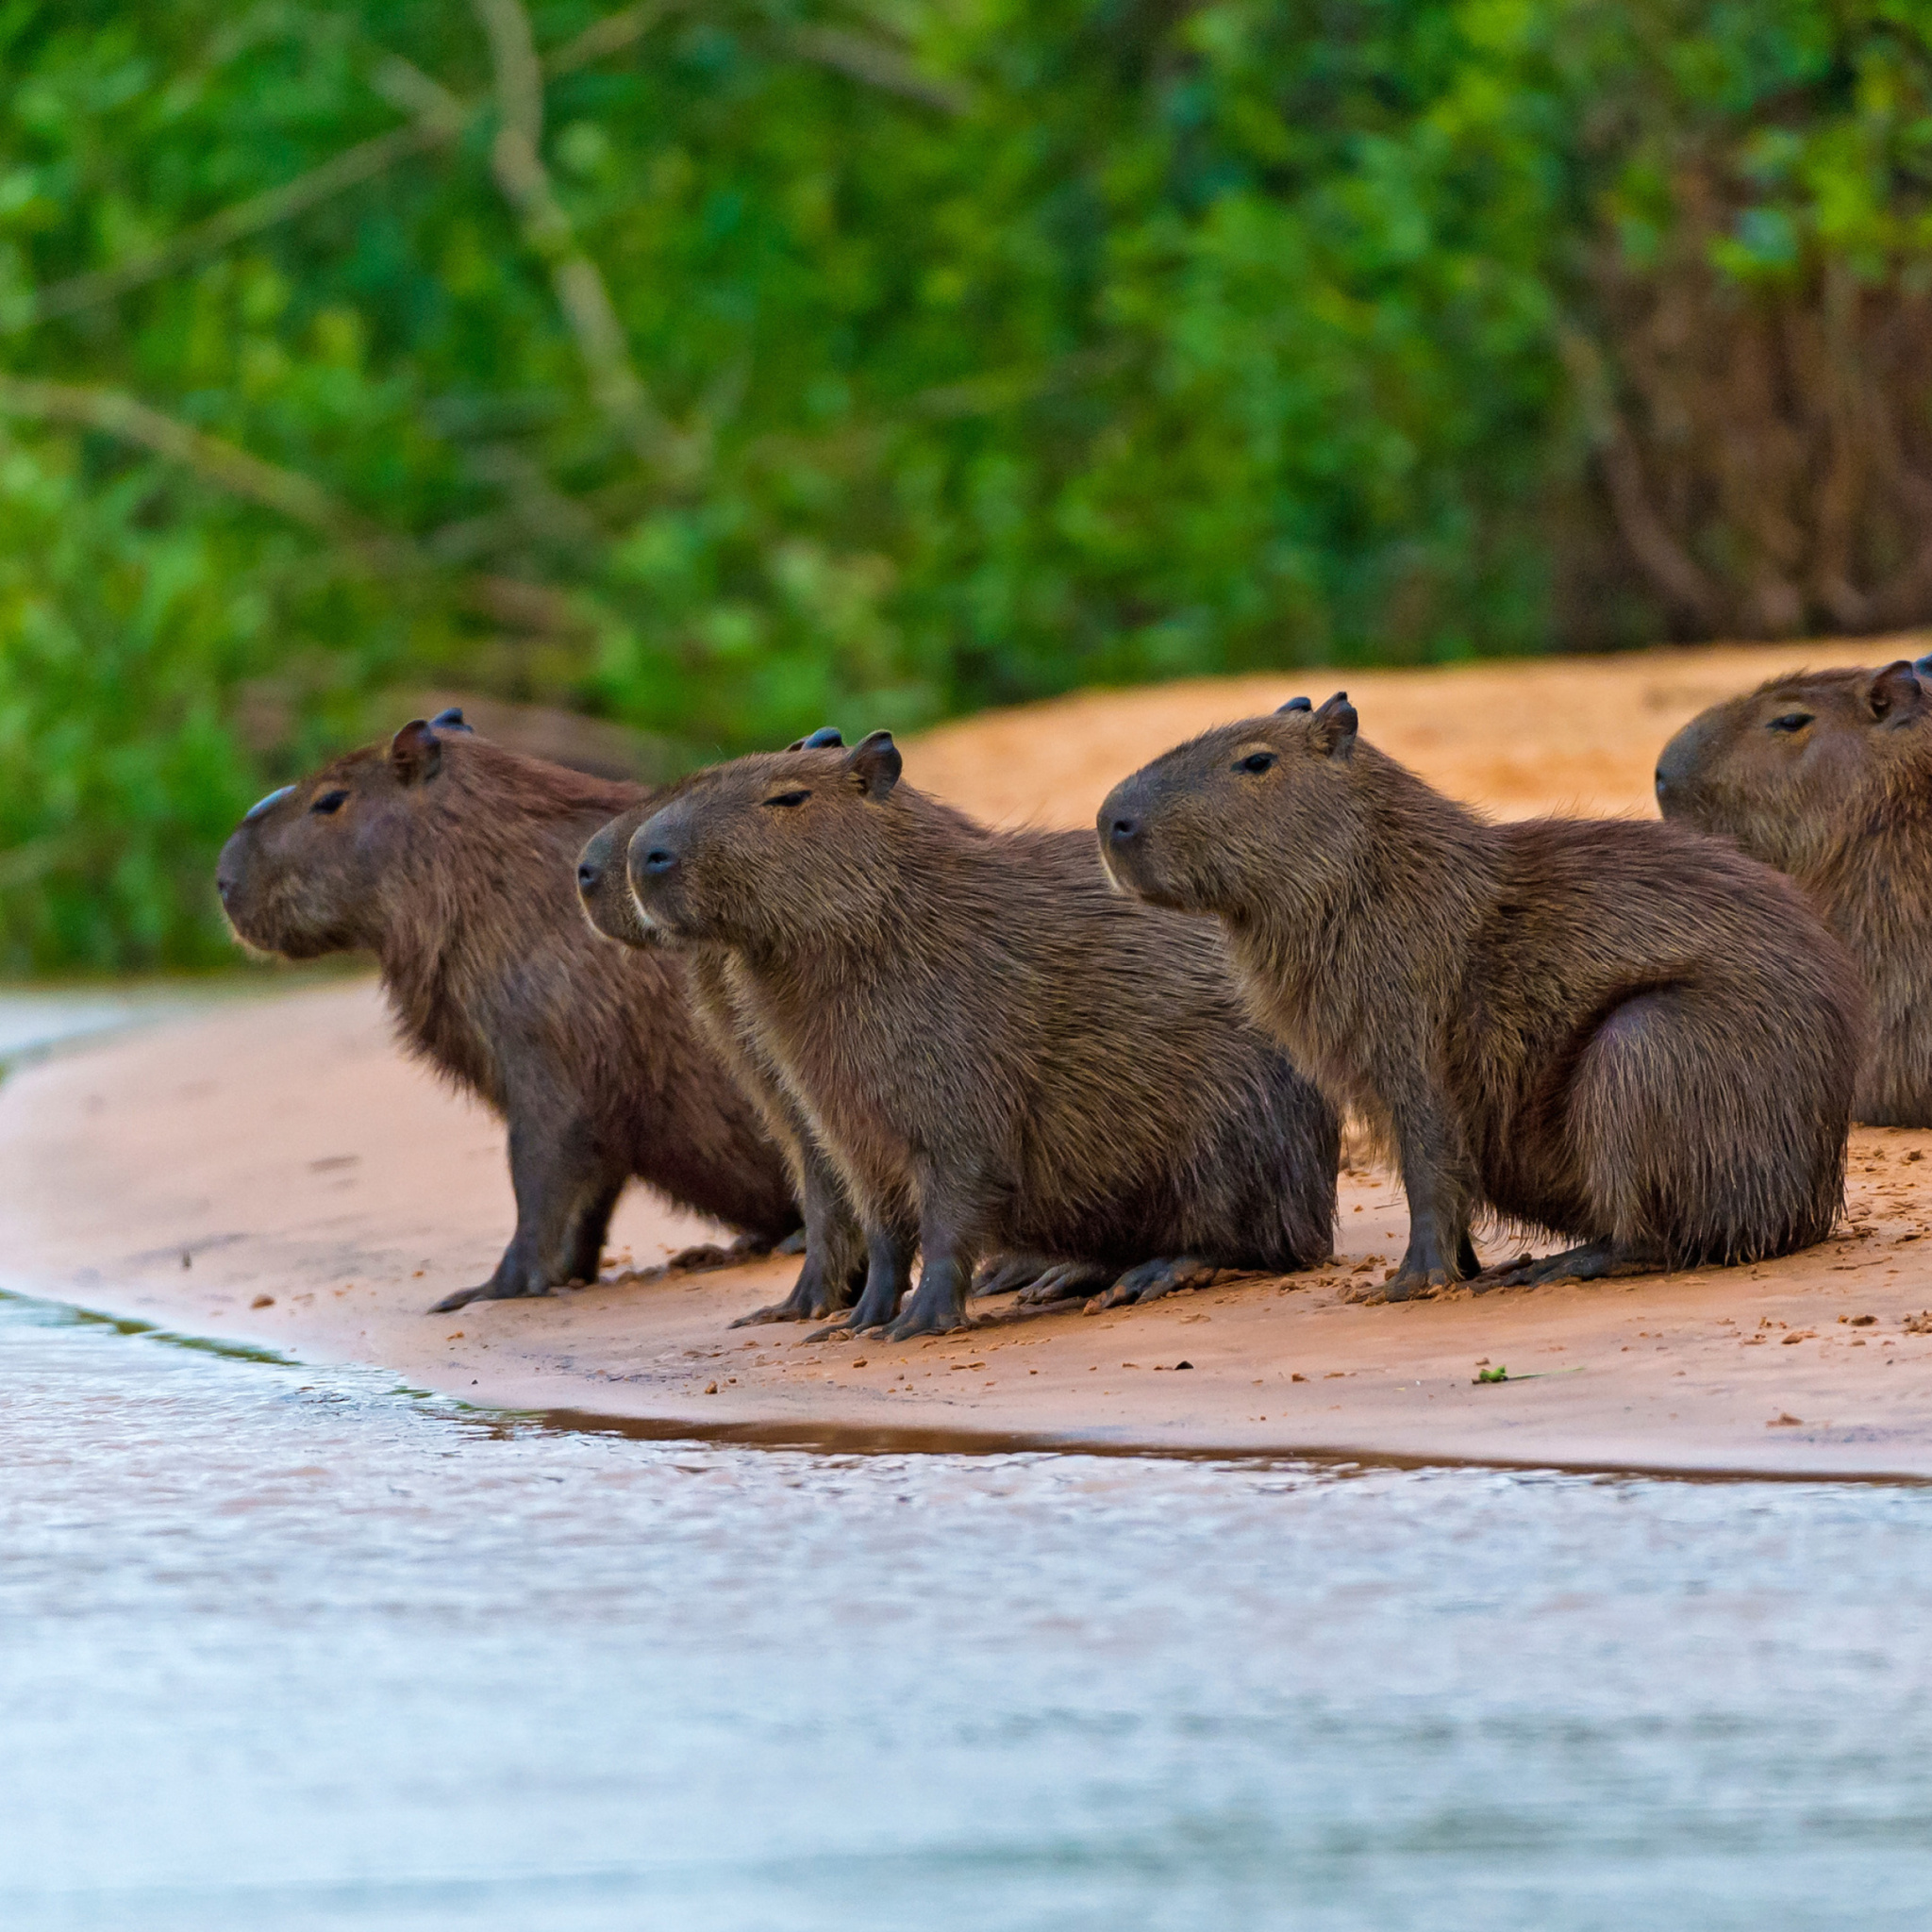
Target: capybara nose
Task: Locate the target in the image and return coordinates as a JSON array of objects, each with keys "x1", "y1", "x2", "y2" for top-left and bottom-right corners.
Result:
[
  {"x1": 576, "y1": 858, "x2": 599, "y2": 891},
  {"x1": 1108, "y1": 815, "x2": 1141, "y2": 845},
  {"x1": 639, "y1": 846, "x2": 678, "y2": 877},
  {"x1": 1653, "y1": 767, "x2": 1672, "y2": 806}
]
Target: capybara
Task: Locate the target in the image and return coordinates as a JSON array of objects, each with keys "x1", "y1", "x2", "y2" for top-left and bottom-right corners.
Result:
[
  {"x1": 216, "y1": 711, "x2": 799, "y2": 1311},
  {"x1": 575, "y1": 732, "x2": 869, "y2": 1326},
  {"x1": 1099, "y1": 692, "x2": 1862, "y2": 1299},
  {"x1": 1655, "y1": 658, "x2": 1932, "y2": 1125},
  {"x1": 622, "y1": 730, "x2": 1341, "y2": 1341}
]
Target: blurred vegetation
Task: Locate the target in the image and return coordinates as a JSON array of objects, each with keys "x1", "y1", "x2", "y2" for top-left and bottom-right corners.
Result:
[{"x1": 6, "y1": 0, "x2": 1932, "y2": 969}]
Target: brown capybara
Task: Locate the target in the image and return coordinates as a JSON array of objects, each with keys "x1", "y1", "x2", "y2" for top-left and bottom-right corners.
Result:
[
  {"x1": 216, "y1": 711, "x2": 799, "y2": 1311},
  {"x1": 1655, "y1": 658, "x2": 1932, "y2": 1126},
  {"x1": 1098, "y1": 692, "x2": 1862, "y2": 1300},
  {"x1": 575, "y1": 730, "x2": 871, "y2": 1327},
  {"x1": 622, "y1": 730, "x2": 1341, "y2": 1341}
]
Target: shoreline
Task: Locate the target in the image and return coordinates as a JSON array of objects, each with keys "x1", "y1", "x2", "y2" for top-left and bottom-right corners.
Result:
[
  {"x1": 6, "y1": 979, "x2": 1931, "y2": 1482},
  {"x1": 6, "y1": 645, "x2": 1932, "y2": 1481}
]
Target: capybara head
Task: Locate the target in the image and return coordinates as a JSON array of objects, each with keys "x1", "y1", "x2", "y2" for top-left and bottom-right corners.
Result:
[
  {"x1": 579, "y1": 727, "x2": 846, "y2": 948},
  {"x1": 625, "y1": 727, "x2": 900, "y2": 948},
  {"x1": 215, "y1": 709, "x2": 475, "y2": 958},
  {"x1": 1099, "y1": 693, "x2": 1370, "y2": 918},
  {"x1": 1654, "y1": 660, "x2": 1930, "y2": 873}
]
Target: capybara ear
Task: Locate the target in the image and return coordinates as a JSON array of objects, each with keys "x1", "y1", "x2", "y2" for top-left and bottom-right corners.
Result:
[
  {"x1": 1307, "y1": 691, "x2": 1358, "y2": 758},
  {"x1": 429, "y1": 707, "x2": 474, "y2": 734},
  {"x1": 1915, "y1": 652, "x2": 1932, "y2": 680},
  {"x1": 1868, "y1": 660, "x2": 1926, "y2": 724},
  {"x1": 390, "y1": 719, "x2": 443, "y2": 786},
  {"x1": 1277, "y1": 696, "x2": 1313, "y2": 715},
  {"x1": 785, "y1": 725, "x2": 845, "y2": 751},
  {"x1": 844, "y1": 729, "x2": 902, "y2": 802}
]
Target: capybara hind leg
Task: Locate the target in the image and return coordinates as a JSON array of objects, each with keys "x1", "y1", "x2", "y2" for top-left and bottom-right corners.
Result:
[
  {"x1": 1014, "y1": 1260, "x2": 1114, "y2": 1305},
  {"x1": 558, "y1": 1175, "x2": 625, "y2": 1286},
  {"x1": 1474, "y1": 1240, "x2": 1664, "y2": 1290},
  {"x1": 1098, "y1": 1256, "x2": 1218, "y2": 1307}
]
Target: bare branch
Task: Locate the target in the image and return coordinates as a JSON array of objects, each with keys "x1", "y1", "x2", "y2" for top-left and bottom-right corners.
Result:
[
  {"x1": 12, "y1": 7, "x2": 687, "y2": 334},
  {"x1": 0, "y1": 374, "x2": 394, "y2": 555},
  {"x1": 547, "y1": 0, "x2": 686, "y2": 76},
  {"x1": 785, "y1": 25, "x2": 971, "y2": 116},
  {"x1": 470, "y1": 0, "x2": 697, "y2": 479},
  {"x1": 15, "y1": 119, "x2": 454, "y2": 332},
  {"x1": 1557, "y1": 324, "x2": 1724, "y2": 630},
  {"x1": 0, "y1": 373, "x2": 595, "y2": 637}
]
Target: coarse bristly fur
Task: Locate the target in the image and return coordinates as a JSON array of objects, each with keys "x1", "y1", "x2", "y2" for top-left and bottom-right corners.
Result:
[
  {"x1": 576, "y1": 774, "x2": 869, "y2": 1327},
  {"x1": 1656, "y1": 658, "x2": 1932, "y2": 1126},
  {"x1": 1098, "y1": 692, "x2": 1863, "y2": 1300},
  {"x1": 216, "y1": 715, "x2": 799, "y2": 1311},
  {"x1": 622, "y1": 730, "x2": 1341, "y2": 1341}
]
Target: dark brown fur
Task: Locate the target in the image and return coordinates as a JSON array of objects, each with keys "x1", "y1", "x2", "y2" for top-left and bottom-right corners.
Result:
[
  {"x1": 623, "y1": 731, "x2": 1341, "y2": 1340},
  {"x1": 216, "y1": 716, "x2": 798, "y2": 1310},
  {"x1": 576, "y1": 792, "x2": 867, "y2": 1324},
  {"x1": 1100, "y1": 694, "x2": 1862, "y2": 1297},
  {"x1": 1656, "y1": 659, "x2": 1932, "y2": 1125}
]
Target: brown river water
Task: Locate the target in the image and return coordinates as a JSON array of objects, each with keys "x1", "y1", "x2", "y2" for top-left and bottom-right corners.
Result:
[{"x1": 3, "y1": 997, "x2": 1931, "y2": 1929}]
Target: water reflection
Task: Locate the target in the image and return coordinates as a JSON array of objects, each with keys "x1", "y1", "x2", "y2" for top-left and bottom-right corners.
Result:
[{"x1": 2, "y1": 1291, "x2": 1929, "y2": 1931}]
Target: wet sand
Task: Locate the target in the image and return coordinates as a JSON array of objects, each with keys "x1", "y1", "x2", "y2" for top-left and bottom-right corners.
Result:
[{"x1": 5, "y1": 641, "x2": 1931, "y2": 1477}]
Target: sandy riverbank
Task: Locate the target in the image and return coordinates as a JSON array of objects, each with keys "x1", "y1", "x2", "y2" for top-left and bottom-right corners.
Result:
[{"x1": 5, "y1": 641, "x2": 1932, "y2": 1477}]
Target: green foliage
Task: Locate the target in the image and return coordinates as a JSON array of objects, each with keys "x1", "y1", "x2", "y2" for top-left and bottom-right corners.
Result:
[{"x1": 5, "y1": 0, "x2": 1932, "y2": 969}]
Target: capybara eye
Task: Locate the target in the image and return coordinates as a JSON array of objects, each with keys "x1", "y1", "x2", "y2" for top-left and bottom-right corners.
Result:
[
  {"x1": 761, "y1": 790, "x2": 811, "y2": 809},
  {"x1": 1237, "y1": 752, "x2": 1277, "y2": 774},
  {"x1": 310, "y1": 789, "x2": 350, "y2": 815},
  {"x1": 1767, "y1": 712, "x2": 1814, "y2": 735}
]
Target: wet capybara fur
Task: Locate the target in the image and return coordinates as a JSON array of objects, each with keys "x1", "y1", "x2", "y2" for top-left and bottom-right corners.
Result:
[
  {"x1": 575, "y1": 741, "x2": 870, "y2": 1327},
  {"x1": 1100, "y1": 693, "x2": 1862, "y2": 1299},
  {"x1": 216, "y1": 712, "x2": 798, "y2": 1311},
  {"x1": 624, "y1": 731, "x2": 1341, "y2": 1341},
  {"x1": 1656, "y1": 659, "x2": 1932, "y2": 1126}
]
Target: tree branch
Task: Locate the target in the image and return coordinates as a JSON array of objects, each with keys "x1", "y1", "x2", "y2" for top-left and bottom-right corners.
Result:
[
  {"x1": 0, "y1": 373, "x2": 596, "y2": 637},
  {"x1": 784, "y1": 25, "x2": 971, "y2": 116},
  {"x1": 1558, "y1": 324, "x2": 1724, "y2": 631},
  {"x1": 0, "y1": 374, "x2": 394, "y2": 554},
  {"x1": 12, "y1": 6, "x2": 690, "y2": 333},
  {"x1": 471, "y1": 0, "x2": 697, "y2": 479},
  {"x1": 14, "y1": 118, "x2": 454, "y2": 333}
]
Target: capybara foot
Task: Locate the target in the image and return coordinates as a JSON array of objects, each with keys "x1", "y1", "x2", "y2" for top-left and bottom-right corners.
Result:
[
  {"x1": 973, "y1": 1253, "x2": 1058, "y2": 1299},
  {"x1": 731, "y1": 1257, "x2": 844, "y2": 1327},
  {"x1": 775, "y1": 1228, "x2": 808, "y2": 1256},
  {"x1": 1475, "y1": 1241, "x2": 1659, "y2": 1290},
  {"x1": 426, "y1": 1278, "x2": 552, "y2": 1313},
  {"x1": 1015, "y1": 1260, "x2": 1114, "y2": 1306},
  {"x1": 668, "y1": 1233, "x2": 773, "y2": 1274},
  {"x1": 883, "y1": 1288, "x2": 973, "y2": 1341},
  {"x1": 1098, "y1": 1255, "x2": 1217, "y2": 1307},
  {"x1": 1370, "y1": 1268, "x2": 1455, "y2": 1305}
]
